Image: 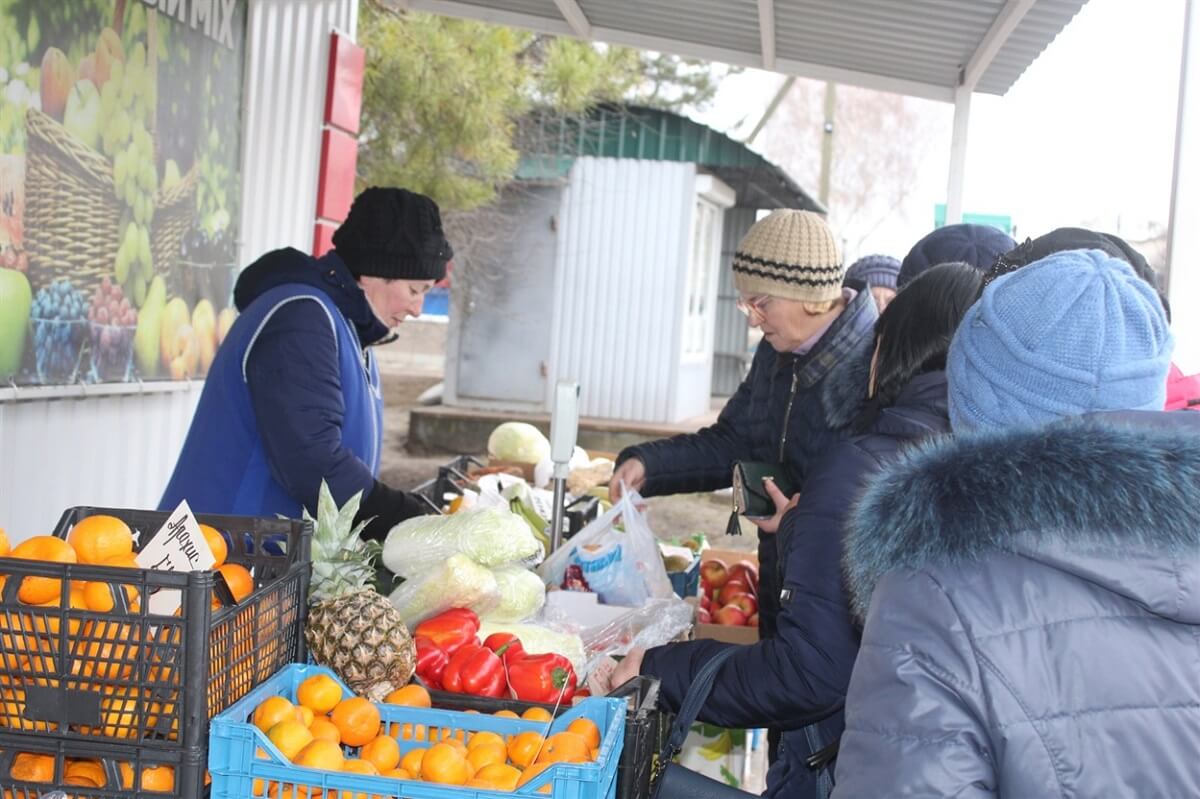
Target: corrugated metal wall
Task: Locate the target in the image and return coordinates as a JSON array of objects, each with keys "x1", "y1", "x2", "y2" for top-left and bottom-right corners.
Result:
[
  {"x1": 240, "y1": 0, "x2": 358, "y2": 263},
  {"x1": 1, "y1": 0, "x2": 358, "y2": 541},
  {"x1": 548, "y1": 157, "x2": 695, "y2": 422},
  {"x1": 0, "y1": 386, "x2": 202, "y2": 540},
  {"x1": 712, "y1": 208, "x2": 756, "y2": 396}
]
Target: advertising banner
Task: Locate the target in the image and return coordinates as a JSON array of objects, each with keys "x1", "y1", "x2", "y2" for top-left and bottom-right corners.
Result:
[{"x1": 0, "y1": 0, "x2": 246, "y2": 386}]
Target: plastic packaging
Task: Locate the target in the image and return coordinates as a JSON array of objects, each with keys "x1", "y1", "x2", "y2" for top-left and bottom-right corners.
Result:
[
  {"x1": 538, "y1": 489, "x2": 674, "y2": 606},
  {"x1": 482, "y1": 564, "x2": 547, "y2": 623},
  {"x1": 387, "y1": 553, "x2": 500, "y2": 626},
  {"x1": 542, "y1": 597, "x2": 695, "y2": 673},
  {"x1": 477, "y1": 620, "x2": 588, "y2": 677},
  {"x1": 381, "y1": 506, "x2": 541, "y2": 579}
]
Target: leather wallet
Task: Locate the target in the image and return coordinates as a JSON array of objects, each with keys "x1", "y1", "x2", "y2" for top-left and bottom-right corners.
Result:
[{"x1": 732, "y1": 461, "x2": 797, "y2": 519}]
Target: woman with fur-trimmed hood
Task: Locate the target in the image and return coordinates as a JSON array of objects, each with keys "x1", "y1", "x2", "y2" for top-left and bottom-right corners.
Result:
[{"x1": 832, "y1": 249, "x2": 1200, "y2": 797}]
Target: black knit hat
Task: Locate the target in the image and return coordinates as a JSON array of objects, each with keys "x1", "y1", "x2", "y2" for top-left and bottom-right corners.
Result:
[
  {"x1": 897, "y1": 223, "x2": 1016, "y2": 289},
  {"x1": 982, "y1": 227, "x2": 1170, "y2": 321},
  {"x1": 332, "y1": 187, "x2": 453, "y2": 281}
]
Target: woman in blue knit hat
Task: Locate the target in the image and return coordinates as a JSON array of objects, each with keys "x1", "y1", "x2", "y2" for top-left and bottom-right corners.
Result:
[
  {"x1": 843, "y1": 254, "x2": 900, "y2": 312},
  {"x1": 832, "y1": 249, "x2": 1200, "y2": 797}
]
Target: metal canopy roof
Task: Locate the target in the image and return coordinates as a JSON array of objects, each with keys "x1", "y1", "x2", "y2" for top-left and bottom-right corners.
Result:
[
  {"x1": 514, "y1": 105, "x2": 823, "y2": 210},
  {"x1": 398, "y1": 0, "x2": 1090, "y2": 101}
]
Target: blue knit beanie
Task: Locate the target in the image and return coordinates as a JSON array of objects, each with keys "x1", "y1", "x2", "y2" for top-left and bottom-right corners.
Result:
[
  {"x1": 947, "y1": 249, "x2": 1173, "y2": 432},
  {"x1": 898, "y1": 223, "x2": 1016, "y2": 288},
  {"x1": 844, "y1": 254, "x2": 901, "y2": 290}
]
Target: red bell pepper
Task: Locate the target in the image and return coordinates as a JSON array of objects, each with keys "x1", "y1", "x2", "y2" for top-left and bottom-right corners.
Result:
[
  {"x1": 414, "y1": 636, "x2": 449, "y2": 690},
  {"x1": 483, "y1": 632, "x2": 525, "y2": 664},
  {"x1": 442, "y1": 643, "x2": 481, "y2": 693},
  {"x1": 413, "y1": 608, "x2": 481, "y2": 655},
  {"x1": 460, "y1": 647, "x2": 507, "y2": 698},
  {"x1": 506, "y1": 652, "x2": 577, "y2": 704}
]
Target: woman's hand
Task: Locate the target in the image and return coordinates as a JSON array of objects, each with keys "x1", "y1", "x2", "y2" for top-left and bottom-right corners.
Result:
[
  {"x1": 606, "y1": 647, "x2": 646, "y2": 691},
  {"x1": 751, "y1": 477, "x2": 799, "y2": 534},
  {"x1": 608, "y1": 458, "x2": 647, "y2": 502}
]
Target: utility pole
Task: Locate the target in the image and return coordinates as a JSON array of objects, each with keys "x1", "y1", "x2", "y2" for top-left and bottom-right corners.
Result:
[{"x1": 818, "y1": 82, "x2": 836, "y2": 207}]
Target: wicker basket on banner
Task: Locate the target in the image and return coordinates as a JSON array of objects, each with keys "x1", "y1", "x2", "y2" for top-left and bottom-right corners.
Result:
[
  {"x1": 152, "y1": 162, "x2": 197, "y2": 276},
  {"x1": 23, "y1": 107, "x2": 121, "y2": 295}
]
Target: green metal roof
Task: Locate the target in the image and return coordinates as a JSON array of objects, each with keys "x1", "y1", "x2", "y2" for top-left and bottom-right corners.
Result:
[{"x1": 515, "y1": 105, "x2": 822, "y2": 212}]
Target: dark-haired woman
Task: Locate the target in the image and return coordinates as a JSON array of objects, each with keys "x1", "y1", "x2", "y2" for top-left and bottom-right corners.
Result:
[{"x1": 606, "y1": 262, "x2": 983, "y2": 798}]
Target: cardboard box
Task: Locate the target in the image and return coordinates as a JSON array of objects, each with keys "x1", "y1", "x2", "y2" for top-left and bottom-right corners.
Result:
[{"x1": 692, "y1": 547, "x2": 760, "y2": 644}]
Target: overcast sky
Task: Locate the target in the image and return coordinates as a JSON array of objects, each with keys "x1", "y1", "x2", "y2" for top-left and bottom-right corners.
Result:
[{"x1": 692, "y1": 0, "x2": 1187, "y2": 259}]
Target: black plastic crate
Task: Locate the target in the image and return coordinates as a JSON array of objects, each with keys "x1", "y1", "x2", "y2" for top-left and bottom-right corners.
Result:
[
  {"x1": 0, "y1": 733, "x2": 206, "y2": 797},
  {"x1": 429, "y1": 676, "x2": 667, "y2": 799},
  {"x1": 0, "y1": 506, "x2": 311, "y2": 798}
]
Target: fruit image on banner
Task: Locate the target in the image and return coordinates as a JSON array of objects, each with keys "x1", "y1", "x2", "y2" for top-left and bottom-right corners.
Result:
[{"x1": 0, "y1": 0, "x2": 245, "y2": 385}]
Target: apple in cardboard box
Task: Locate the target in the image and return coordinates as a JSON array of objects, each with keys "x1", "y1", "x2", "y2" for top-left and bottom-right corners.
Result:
[
  {"x1": 697, "y1": 607, "x2": 712, "y2": 624},
  {"x1": 700, "y1": 558, "x2": 729, "y2": 591},
  {"x1": 723, "y1": 593, "x2": 758, "y2": 617},
  {"x1": 713, "y1": 605, "x2": 749, "y2": 626},
  {"x1": 729, "y1": 560, "x2": 759, "y2": 590},
  {"x1": 748, "y1": 613, "x2": 759, "y2": 627}
]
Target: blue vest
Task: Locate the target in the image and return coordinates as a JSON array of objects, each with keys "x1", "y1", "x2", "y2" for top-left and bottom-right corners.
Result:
[{"x1": 159, "y1": 284, "x2": 383, "y2": 519}]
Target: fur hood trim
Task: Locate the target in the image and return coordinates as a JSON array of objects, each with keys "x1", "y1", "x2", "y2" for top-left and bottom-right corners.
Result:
[{"x1": 845, "y1": 418, "x2": 1200, "y2": 617}]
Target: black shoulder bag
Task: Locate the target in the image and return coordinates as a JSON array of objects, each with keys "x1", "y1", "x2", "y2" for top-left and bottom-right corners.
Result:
[{"x1": 652, "y1": 647, "x2": 759, "y2": 799}]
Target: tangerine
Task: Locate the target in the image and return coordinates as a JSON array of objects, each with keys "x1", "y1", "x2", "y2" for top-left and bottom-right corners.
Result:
[
  {"x1": 217, "y1": 563, "x2": 254, "y2": 602},
  {"x1": 399, "y1": 747, "x2": 426, "y2": 776},
  {"x1": 294, "y1": 738, "x2": 346, "y2": 771},
  {"x1": 297, "y1": 673, "x2": 343, "y2": 714},
  {"x1": 253, "y1": 696, "x2": 298, "y2": 733},
  {"x1": 330, "y1": 696, "x2": 381, "y2": 747},
  {"x1": 470, "y1": 763, "x2": 522, "y2": 792},
  {"x1": 493, "y1": 709, "x2": 519, "y2": 719},
  {"x1": 9, "y1": 752, "x2": 53, "y2": 782},
  {"x1": 536, "y1": 731, "x2": 591, "y2": 764},
  {"x1": 308, "y1": 716, "x2": 341, "y2": 744},
  {"x1": 468, "y1": 730, "x2": 505, "y2": 751},
  {"x1": 521, "y1": 706, "x2": 554, "y2": 723},
  {"x1": 140, "y1": 764, "x2": 175, "y2": 792},
  {"x1": 567, "y1": 717, "x2": 602, "y2": 752},
  {"x1": 360, "y1": 734, "x2": 401, "y2": 772},
  {"x1": 420, "y1": 742, "x2": 469, "y2": 785},
  {"x1": 467, "y1": 741, "x2": 507, "y2": 772},
  {"x1": 68, "y1": 515, "x2": 133, "y2": 564},
  {"x1": 507, "y1": 731, "x2": 545, "y2": 768},
  {"x1": 384, "y1": 683, "x2": 431, "y2": 708},
  {"x1": 382, "y1": 767, "x2": 413, "y2": 779},
  {"x1": 82, "y1": 580, "x2": 139, "y2": 613},
  {"x1": 517, "y1": 761, "x2": 555, "y2": 794},
  {"x1": 268, "y1": 719, "x2": 315, "y2": 760},
  {"x1": 199, "y1": 524, "x2": 228, "y2": 567},
  {"x1": 64, "y1": 758, "x2": 106, "y2": 788},
  {"x1": 296, "y1": 705, "x2": 315, "y2": 728},
  {"x1": 11, "y1": 536, "x2": 76, "y2": 604}
]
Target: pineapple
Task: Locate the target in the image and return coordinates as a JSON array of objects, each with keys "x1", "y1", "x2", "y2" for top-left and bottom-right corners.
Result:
[{"x1": 304, "y1": 483, "x2": 415, "y2": 702}]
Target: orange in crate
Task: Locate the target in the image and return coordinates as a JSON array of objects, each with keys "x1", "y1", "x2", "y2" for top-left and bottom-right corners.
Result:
[
  {"x1": 384, "y1": 683, "x2": 430, "y2": 708},
  {"x1": 537, "y1": 731, "x2": 591, "y2": 764},
  {"x1": 469, "y1": 762, "x2": 522, "y2": 791},
  {"x1": 360, "y1": 733, "x2": 400, "y2": 772},
  {"x1": 67, "y1": 514, "x2": 133, "y2": 564},
  {"x1": 64, "y1": 758, "x2": 107, "y2": 788},
  {"x1": 297, "y1": 672, "x2": 343, "y2": 715},
  {"x1": 200, "y1": 523, "x2": 228, "y2": 568},
  {"x1": 9, "y1": 752, "x2": 53, "y2": 782},
  {"x1": 253, "y1": 696, "x2": 298, "y2": 733},
  {"x1": 10, "y1": 535, "x2": 76, "y2": 604},
  {"x1": 420, "y1": 742, "x2": 469, "y2": 786},
  {"x1": 567, "y1": 717, "x2": 602, "y2": 752},
  {"x1": 268, "y1": 718, "x2": 314, "y2": 760},
  {"x1": 507, "y1": 730, "x2": 545, "y2": 769},
  {"x1": 308, "y1": 716, "x2": 341, "y2": 744},
  {"x1": 330, "y1": 696, "x2": 381, "y2": 747},
  {"x1": 518, "y1": 761, "x2": 555, "y2": 794},
  {"x1": 216, "y1": 563, "x2": 254, "y2": 603}
]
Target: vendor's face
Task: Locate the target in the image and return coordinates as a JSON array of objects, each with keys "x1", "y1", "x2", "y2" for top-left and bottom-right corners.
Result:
[
  {"x1": 739, "y1": 294, "x2": 843, "y2": 352},
  {"x1": 359, "y1": 277, "x2": 434, "y2": 328}
]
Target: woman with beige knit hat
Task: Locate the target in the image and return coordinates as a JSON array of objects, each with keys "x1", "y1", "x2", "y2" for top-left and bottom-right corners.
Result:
[{"x1": 607, "y1": 209, "x2": 878, "y2": 791}]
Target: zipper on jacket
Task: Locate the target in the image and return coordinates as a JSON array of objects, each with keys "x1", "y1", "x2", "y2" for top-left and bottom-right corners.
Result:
[{"x1": 777, "y1": 361, "x2": 801, "y2": 463}]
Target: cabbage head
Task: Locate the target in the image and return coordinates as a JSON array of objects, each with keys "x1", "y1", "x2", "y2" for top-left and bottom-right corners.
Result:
[{"x1": 487, "y1": 422, "x2": 551, "y2": 465}]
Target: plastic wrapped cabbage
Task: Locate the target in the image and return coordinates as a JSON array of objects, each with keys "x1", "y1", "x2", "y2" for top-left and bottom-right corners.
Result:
[
  {"x1": 481, "y1": 565, "x2": 546, "y2": 623},
  {"x1": 382, "y1": 507, "x2": 541, "y2": 580},
  {"x1": 388, "y1": 553, "x2": 500, "y2": 626},
  {"x1": 488, "y1": 422, "x2": 551, "y2": 465}
]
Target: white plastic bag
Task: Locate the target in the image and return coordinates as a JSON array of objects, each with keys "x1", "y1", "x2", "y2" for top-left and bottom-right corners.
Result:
[{"x1": 537, "y1": 488, "x2": 674, "y2": 606}]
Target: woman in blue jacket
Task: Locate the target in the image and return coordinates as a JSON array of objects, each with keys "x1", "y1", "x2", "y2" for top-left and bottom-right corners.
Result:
[
  {"x1": 833, "y1": 249, "x2": 1198, "y2": 796},
  {"x1": 160, "y1": 188, "x2": 452, "y2": 538},
  {"x1": 608, "y1": 263, "x2": 983, "y2": 798}
]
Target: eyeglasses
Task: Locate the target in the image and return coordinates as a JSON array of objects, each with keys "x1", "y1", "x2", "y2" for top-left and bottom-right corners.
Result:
[{"x1": 735, "y1": 295, "x2": 772, "y2": 319}]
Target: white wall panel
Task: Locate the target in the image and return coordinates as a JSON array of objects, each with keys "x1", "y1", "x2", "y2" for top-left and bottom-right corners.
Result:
[
  {"x1": 0, "y1": 385, "x2": 202, "y2": 543},
  {"x1": 548, "y1": 158, "x2": 694, "y2": 423},
  {"x1": 239, "y1": 0, "x2": 358, "y2": 264}
]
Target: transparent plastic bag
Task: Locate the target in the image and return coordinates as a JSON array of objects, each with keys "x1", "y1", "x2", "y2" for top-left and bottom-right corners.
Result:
[
  {"x1": 387, "y1": 553, "x2": 500, "y2": 626},
  {"x1": 537, "y1": 488, "x2": 674, "y2": 606},
  {"x1": 542, "y1": 597, "x2": 694, "y2": 673},
  {"x1": 482, "y1": 565, "x2": 546, "y2": 623}
]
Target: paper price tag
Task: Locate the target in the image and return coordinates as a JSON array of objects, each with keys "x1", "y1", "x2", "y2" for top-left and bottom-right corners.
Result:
[{"x1": 136, "y1": 500, "x2": 217, "y2": 615}]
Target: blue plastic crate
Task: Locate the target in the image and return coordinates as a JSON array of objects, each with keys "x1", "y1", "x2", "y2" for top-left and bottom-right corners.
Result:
[{"x1": 209, "y1": 664, "x2": 625, "y2": 799}]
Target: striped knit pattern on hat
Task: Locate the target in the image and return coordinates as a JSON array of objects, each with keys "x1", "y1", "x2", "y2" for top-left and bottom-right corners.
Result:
[
  {"x1": 732, "y1": 210, "x2": 844, "y2": 302},
  {"x1": 947, "y1": 248, "x2": 1174, "y2": 433}
]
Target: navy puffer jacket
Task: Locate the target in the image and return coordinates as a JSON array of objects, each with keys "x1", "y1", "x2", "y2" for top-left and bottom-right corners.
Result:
[
  {"x1": 641, "y1": 371, "x2": 950, "y2": 798},
  {"x1": 618, "y1": 288, "x2": 878, "y2": 638},
  {"x1": 834, "y1": 413, "x2": 1200, "y2": 797}
]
